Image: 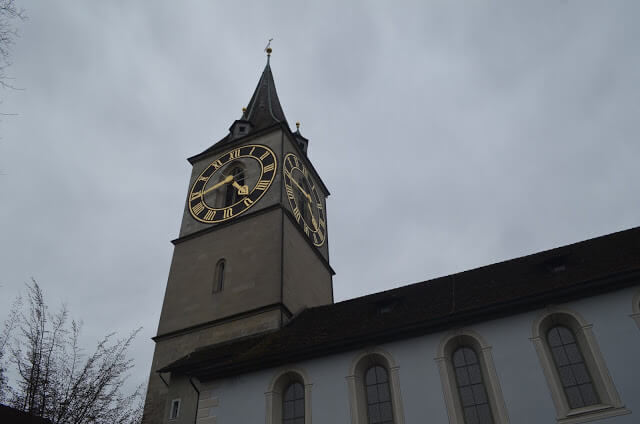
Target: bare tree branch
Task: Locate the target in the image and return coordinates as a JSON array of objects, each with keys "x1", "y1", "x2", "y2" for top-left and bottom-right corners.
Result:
[{"x1": 2, "y1": 280, "x2": 143, "y2": 424}]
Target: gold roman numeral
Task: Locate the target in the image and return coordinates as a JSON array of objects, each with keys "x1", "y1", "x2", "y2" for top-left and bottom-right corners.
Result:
[
  {"x1": 263, "y1": 163, "x2": 275, "y2": 173},
  {"x1": 304, "y1": 224, "x2": 310, "y2": 236},
  {"x1": 198, "y1": 176, "x2": 208, "y2": 182},
  {"x1": 319, "y1": 218, "x2": 326, "y2": 228},
  {"x1": 249, "y1": 146, "x2": 256, "y2": 155},
  {"x1": 259, "y1": 151, "x2": 270, "y2": 160},
  {"x1": 229, "y1": 149, "x2": 241, "y2": 160},
  {"x1": 192, "y1": 202, "x2": 205, "y2": 215},
  {"x1": 255, "y1": 180, "x2": 270, "y2": 191},
  {"x1": 286, "y1": 186, "x2": 295, "y2": 199},
  {"x1": 190, "y1": 191, "x2": 202, "y2": 201},
  {"x1": 212, "y1": 159, "x2": 223, "y2": 170},
  {"x1": 243, "y1": 198, "x2": 254, "y2": 207},
  {"x1": 204, "y1": 210, "x2": 216, "y2": 221},
  {"x1": 293, "y1": 207, "x2": 301, "y2": 222},
  {"x1": 223, "y1": 208, "x2": 233, "y2": 219}
]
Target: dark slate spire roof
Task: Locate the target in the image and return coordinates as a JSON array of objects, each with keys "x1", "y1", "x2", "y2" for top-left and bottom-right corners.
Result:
[
  {"x1": 188, "y1": 55, "x2": 289, "y2": 162},
  {"x1": 242, "y1": 56, "x2": 287, "y2": 131}
]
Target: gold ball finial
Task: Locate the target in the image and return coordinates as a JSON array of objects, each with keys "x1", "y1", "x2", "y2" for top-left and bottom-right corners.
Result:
[
  {"x1": 266, "y1": 47, "x2": 272, "y2": 55},
  {"x1": 242, "y1": 107, "x2": 247, "y2": 113},
  {"x1": 296, "y1": 121, "x2": 300, "y2": 130}
]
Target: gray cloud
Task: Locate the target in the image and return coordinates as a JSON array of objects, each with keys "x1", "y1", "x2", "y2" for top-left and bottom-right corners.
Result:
[{"x1": 1, "y1": 0, "x2": 639, "y2": 392}]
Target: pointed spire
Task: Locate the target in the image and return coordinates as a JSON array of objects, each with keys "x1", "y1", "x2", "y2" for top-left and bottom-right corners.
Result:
[{"x1": 242, "y1": 46, "x2": 287, "y2": 132}]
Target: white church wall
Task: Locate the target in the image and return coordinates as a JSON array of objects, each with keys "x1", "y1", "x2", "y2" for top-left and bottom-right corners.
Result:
[{"x1": 187, "y1": 285, "x2": 639, "y2": 423}]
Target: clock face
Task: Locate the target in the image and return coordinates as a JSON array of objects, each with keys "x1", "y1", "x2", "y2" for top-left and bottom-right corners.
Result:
[
  {"x1": 188, "y1": 144, "x2": 277, "y2": 224},
  {"x1": 283, "y1": 153, "x2": 326, "y2": 247}
]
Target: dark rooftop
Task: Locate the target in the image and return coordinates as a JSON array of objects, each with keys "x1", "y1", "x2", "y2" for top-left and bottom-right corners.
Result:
[
  {"x1": 0, "y1": 405, "x2": 52, "y2": 424},
  {"x1": 161, "y1": 226, "x2": 640, "y2": 381}
]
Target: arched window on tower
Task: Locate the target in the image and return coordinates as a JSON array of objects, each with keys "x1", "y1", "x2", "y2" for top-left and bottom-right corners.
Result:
[
  {"x1": 224, "y1": 166, "x2": 245, "y2": 206},
  {"x1": 213, "y1": 259, "x2": 225, "y2": 293}
]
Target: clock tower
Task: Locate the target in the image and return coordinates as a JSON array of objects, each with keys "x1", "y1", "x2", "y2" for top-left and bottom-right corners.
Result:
[{"x1": 142, "y1": 50, "x2": 334, "y2": 423}]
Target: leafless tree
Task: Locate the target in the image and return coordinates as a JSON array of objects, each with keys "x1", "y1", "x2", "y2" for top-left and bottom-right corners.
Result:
[
  {"x1": 1, "y1": 280, "x2": 144, "y2": 424},
  {"x1": 0, "y1": 0, "x2": 25, "y2": 90}
]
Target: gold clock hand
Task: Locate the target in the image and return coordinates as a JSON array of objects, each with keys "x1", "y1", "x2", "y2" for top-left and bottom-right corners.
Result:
[
  {"x1": 232, "y1": 181, "x2": 249, "y2": 196},
  {"x1": 290, "y1": 176, "x2": 312, "y2": 202},
  {"x1": 306, "y1": 202, "x2": 318, "y2": 229},
  {"x1": 199, "y1": 174, "x2": 234, "y2": 197}
]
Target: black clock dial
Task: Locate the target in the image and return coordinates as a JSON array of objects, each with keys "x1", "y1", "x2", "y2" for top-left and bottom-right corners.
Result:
[
  {"x1": 188, "y1": 145, "x2": 277, "y2": 223},
  {"x1": 283, "y1": 152, "x2": 326, "y2": 247}
]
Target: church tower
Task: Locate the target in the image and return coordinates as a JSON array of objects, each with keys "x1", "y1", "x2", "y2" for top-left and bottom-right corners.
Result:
[{"x1": 142, "y1": 50, "x2": 334, "y2": 423}]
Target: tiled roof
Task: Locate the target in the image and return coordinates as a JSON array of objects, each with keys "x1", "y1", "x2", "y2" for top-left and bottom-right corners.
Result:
[{"x1": 161, "y1": 226, "x2": 640, "y2": 381}]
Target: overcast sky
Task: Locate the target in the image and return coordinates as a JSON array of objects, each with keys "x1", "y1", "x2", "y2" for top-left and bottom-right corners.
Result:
[{"x1": 1, "y1": 1, "x2": 639, "y2": 392}]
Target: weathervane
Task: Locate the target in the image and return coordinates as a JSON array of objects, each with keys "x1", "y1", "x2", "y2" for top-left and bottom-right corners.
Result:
[{"x1": 265, "y1": 38, "x2": 273, "y2": 56}]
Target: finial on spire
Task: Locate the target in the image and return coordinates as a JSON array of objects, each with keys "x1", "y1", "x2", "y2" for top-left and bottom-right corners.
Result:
[
  {"x1": 296, "y1": 121, "x2": 300, "y2": 130},
  {"x1": 265, "y1": 38, "x2": 273, "y2": 57}
]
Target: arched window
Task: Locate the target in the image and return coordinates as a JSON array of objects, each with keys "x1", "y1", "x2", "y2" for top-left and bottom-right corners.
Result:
[
  {"x1": 282, "y1": 382, "x2": 305, "y2": 424},
  {"x1": 452, "y1": 346, "x2": 494, "y2": 424},
  {"x1": 346, "y1": 349, "x2": 404, "y2": 424},
  {"x1": 546, "y1": 326, "x2": 598, "y2": 409},
  {"x1": 265, "y1": 369, "x2": 311, "y2": 424},
  {"x1": 224, "y1": 166, "x2": 245, "y2": 206},
  {"x1": 435, "y1": 330, "x2": 509, "y2": 424},
  {"x1": 364, "y1": 365, "x2": 393, "y2": 424},
  {"x1": 531, "y1": 308, "x2": 628, "y2": 422},
  {"x1": 213, "y1": 259, "x2": 225, "y2": 293}
]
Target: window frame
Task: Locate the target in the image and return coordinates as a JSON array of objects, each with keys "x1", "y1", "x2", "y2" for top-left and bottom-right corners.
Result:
[
  {"x1": 168, "y1": 398, "x2": 181, "y2": 421},
  {"x1": 531, "y1": 307, "x2": 629, "y2": 423},
  {"x1": 265, "y1": 368, "x2": 312, "y2": 424},
  {"x1": 435, "y1": 329, "x2": 510, "y2": 424},
  {"x1": 346, "y1": 348, "x2": 405, "y2": 424},
  {"x1": 213, "y1": 259, "x2": 226, "y2": 293}
]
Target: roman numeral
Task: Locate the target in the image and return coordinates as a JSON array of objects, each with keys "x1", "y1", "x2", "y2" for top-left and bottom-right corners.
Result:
[
  {"x1": 229, "y1": 149, "x2": 241, "y2": 160},
  {"x1": 286, "y1": 186, "x2": 295, "y2": 199},
  {"x1": 212, "y1": 160, "x2": 223, "y2": 170},
  {"x1": 263, "y1": 163, "x2": 275, "y2": 173},
  {"x1": 259, "y1": 151, "x2": 270, "y2": 160},
  {"x1": 249, "y1": 146, "x2": 256, "y2": 155},
  {"x1": 255, "y1": 180, "x2": 270, "y2": 191},
  {"x1": 223, "y1": 208, "x2": 233, "y2": 219},
  {"x1": 192, "y1": 202, "x2": 205, "y2": 215},
  {"x1": 242, "y1": 198, "x2": 254, "y2": 207},
  {"x1": 293, "y1": 207, "x2": 301, "y2": 222},
  {"x1": 204, "y1": 210, "x2": 216, "y2": 221},
  {"x1": 198, "y1": 176, "x2": 208, "y2": 182},
  {"x1": 304, "y1": 225, "x2": 310, "y2": 236},
  {"x1": 319, "y1": 218, "x2": 326, "y2": 228},
  {"x1": 190, "y1": 191, "x2": 202, "y2": 201}
]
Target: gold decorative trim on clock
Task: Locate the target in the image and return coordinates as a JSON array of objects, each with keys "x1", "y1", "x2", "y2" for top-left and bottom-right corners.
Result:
[{"x1": 188, "y1": 144, "x2": 277, "y2": 224}]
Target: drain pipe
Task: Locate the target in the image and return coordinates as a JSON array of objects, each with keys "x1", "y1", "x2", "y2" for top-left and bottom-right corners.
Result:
[{"x1": 189, "y1": 377, "x2": 201, "y2": 424}]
